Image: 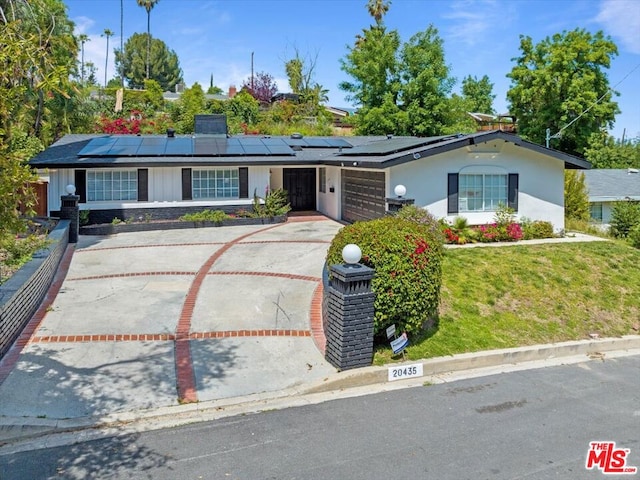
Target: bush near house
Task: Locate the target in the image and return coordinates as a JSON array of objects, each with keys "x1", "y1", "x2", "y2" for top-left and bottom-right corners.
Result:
[
  {"x1": 610, "y1": 199, "x2": 640, "y2": 238},
  {"x1": 326, "y1": 215, "x2": 444, "y2": 339}
]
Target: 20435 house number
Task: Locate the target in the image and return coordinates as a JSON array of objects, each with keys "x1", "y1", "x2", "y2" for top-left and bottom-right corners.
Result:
[{"x1": 388, "y1": 363, "x2": 424, "y2": 382}]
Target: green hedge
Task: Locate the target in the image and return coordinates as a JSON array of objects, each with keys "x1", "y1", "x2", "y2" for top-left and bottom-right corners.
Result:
[{"x1": 326, "y1": 216, "x2": 444, "y2": 338}]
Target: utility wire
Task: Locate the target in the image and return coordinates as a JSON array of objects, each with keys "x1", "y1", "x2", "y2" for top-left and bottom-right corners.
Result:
[{"x1": 548, "y1": 62, "x2": 640, "y2": 140}]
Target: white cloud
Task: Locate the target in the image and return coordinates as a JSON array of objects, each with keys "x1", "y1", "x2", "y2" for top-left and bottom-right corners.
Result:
[
  {"x1": 596, "y1": 0, "x2": 640, "y2": 54},
  {"x1": 441, "y1": 0, "x2": 504, "y2": 47}
]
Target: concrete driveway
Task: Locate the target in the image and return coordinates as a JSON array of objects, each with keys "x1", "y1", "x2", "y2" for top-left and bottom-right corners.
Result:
[{"x1": 0, "y1": 216, "x2": 341, "y2": 420}]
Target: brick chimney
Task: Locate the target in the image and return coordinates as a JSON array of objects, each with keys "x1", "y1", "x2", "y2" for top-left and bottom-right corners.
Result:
[{"x1": 228, "y1": 85, "x2": 237, "y2": 98}]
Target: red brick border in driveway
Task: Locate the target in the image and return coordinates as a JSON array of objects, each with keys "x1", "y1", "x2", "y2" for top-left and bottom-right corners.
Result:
[{"x1": 0, "y1": 217, "x2": 334, "y2": 405}]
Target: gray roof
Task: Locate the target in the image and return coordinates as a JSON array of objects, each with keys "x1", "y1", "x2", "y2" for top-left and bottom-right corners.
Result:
[
  {"x1": 583, "y1": 169, "x2": 640, "y2": 201},
  {"x1": 29, "y1": 130, "x2": 590, "y2": 170}
]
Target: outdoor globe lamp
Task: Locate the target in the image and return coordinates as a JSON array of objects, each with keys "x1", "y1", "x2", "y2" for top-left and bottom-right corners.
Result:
[
  {"x1": 66, "y1": 184, "x2": 76, "y2": 195},
  {"x1": 342, "y1": 244, "x2": 362, "y2": 265},
  {"x1": 394, "y1": 184, "x2": 407, "y2": 198}
]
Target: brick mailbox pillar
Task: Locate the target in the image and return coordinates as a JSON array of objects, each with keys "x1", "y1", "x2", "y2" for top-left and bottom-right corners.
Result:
[
  {"x1": 324, "y1": 262, "x2": 375, "y2": 370},
  {"x1": 59, "y1": 193, "x2": 80, "y2": 243}
]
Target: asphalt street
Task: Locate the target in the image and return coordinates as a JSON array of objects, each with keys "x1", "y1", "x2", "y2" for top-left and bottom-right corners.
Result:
[{"x1": 1, "y1": 354, "x2": 638, "y2": 480}]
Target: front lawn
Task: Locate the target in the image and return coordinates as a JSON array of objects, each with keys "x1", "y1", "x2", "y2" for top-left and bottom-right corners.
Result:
[{"x1": 374, "y1": 240, "x2": 640, "y2": 364}]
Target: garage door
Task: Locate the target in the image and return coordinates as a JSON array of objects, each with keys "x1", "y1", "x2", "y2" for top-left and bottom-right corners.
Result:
[{"x1": 341, "y1": 170, "x2": 386, "y2": 223}]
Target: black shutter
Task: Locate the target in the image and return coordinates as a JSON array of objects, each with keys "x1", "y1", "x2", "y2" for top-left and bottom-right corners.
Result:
[
  {"x1": 508, "y1": 173, "x2": 519, "y2": 211},
  {"x1": 137, "y1": 169, "x2": 148, "y2": 201},
  {"x1": 447, "y1": 173, "x2": 458, "y2": 214},
  {"x1": 74, "y1": 169, "x2": 86, "y2": 203},
  {"x1": 239, "y1": 167, "x2": 248, "y2": 199},
  {"x1": 182, "y1": 168, "x2": 192, "y2": 200}
]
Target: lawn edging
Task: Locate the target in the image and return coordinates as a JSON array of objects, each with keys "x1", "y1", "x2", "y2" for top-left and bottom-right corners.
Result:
[
  {"x1": 79, "y1": 214, "x2": 288, "y2": 235},
  {"x1": 302, "y1": 335, "x2": 640, "y2": 394},
  {"x1": 0, "y1": 220, "x2": 70, "y2": 359}
]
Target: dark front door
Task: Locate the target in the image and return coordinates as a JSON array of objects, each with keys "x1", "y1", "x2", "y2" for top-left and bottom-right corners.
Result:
[{"x1": 283, "y1": 168, "x2": 316, "y2": 211}]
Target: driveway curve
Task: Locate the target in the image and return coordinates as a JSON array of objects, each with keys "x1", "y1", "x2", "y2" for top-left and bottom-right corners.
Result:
[{"x1": 0, "y1": 216, "x2": 341, "y2": 419}]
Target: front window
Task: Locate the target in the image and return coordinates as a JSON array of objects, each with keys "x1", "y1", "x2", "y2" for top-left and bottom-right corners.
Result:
[
  {"x1": 590, "y1": 203, "x2": 603, "y2": 222},
  {"x1": 87, "y1": 170, "x2": 137, "y2": 201},
  {"x1": 459, "y1": 174, "x2": 507, "y2": 212},
  {"x1": 192, "y1": 169, "x2": 239, "y2": 199}
]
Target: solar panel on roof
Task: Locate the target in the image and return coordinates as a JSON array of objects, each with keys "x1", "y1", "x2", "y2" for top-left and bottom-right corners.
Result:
[
  {"x1": 237, "y1": 137, "x2": 263, "y2": 146},
  {"x1": 339, "y1": 137, "x2": 447, "y2": 156},
  {"x1": 78, "y1": 137, "x2": 117, "y2": 156},
  {"x1": 325, "y1": 138, "x2": 353, "y2": 148},
  {"x1": 194, "y1": 137, "x2": 219, "y2": 155},
  {"x1": 266, "y1": 145, "x2": 295, "y2": 155},
  {"x1": 221, "y1": 145, "x2": 244, "y2": 155},
  {"x1": 164, "y1": 137, "x2": 193, "y2": 155},
  {"x1": 242, "y1": 145, "x2": 270, "y2": 155},
  {"x1": 137, "y1": 143, "x2": 167, "y2": 155}
]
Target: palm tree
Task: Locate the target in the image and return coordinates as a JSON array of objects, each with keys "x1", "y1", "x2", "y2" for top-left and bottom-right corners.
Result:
[
  {"x1": 367, "y1": 0, "x2": 390, "y2": 25},
  {"x1": 120, "y1": 0, "x2": 124, "y2": 87},
  {"x1": 102, "y1": 29, "x2": 114, "y2": 88},
  {"x1": 78, "y1": 34, "x2": 89, "y2": 84},
  {"x1": 137, "y1": 0, "x2": 160, "y2": 80}
]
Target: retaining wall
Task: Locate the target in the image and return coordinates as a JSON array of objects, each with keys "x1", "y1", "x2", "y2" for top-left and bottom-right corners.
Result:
[{"x1": 0, "y1": 221, "x2": 69, "y2": 359}]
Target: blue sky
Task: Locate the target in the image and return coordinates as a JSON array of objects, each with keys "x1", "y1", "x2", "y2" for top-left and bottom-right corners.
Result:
[{"x1": 67, "y1": 0, "x2": 640, "y2": 141}]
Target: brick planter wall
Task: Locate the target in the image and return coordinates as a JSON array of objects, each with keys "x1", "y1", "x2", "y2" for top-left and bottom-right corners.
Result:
[
  {"x1": 0, "y1": 221, "x2": 70, "y2": 359},
  {"x1": 79, "y1": 214, "x2": 287, "y2": 235},
  {"x1": 53, "y1": 203, "x2": 250, "y2": 226}
]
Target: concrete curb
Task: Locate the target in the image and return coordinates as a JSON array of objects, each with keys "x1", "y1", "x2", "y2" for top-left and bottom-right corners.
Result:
[
  {"x1": 302, "y1": 335, "x2": 640, "y2": 393},
  {"x1": 1, "y1": 335, "x2": 639, "y2": 452}
]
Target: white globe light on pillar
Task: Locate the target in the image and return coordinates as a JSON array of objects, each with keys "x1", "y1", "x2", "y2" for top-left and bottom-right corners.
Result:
[
  {"x1": 394, "y1": 184, "x2": 406, "y2": 198},
  {"x1": 342, "y1": 244, "x2": 362, "y2": 265},
  {"x1": 66, "y1": 184, "x2": 76, "y2": 195}
]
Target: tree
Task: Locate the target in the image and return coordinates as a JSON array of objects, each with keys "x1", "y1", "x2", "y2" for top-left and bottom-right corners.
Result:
[
  {"x1": 170, "y1": 82, "x2": 205, "y2": 133},
  {"x1": 462, "y1": 75, "x2": 495, "y2": 114},
  {"x1": 120, "y1": 0, "x2": 124, "y2": 87},
  {"x1": 0, "y1": 0, "x2": 77, "y2": 233},
  {"x1": 340, "y1": 3, "x2": 454, "y2": 136},
  {"x1": 242, "y1": 71, "x2": 278, "y2": 104},
  {"x1": 564, "y1": 170, "x2": 590, "y2": 222},
  {"x1": 507, "y1": 29, "x2": 619, "y2": 155},
  {"x1": 585, "y1": 131, "x2": 640, "y2": 169},
  {"x1": 102, "y1": 28, "x2": 114, "y2": 88},
  {"x1": 398, "y1": 27, "x2": 455, "y2": 136},
  {"x1": 207, "y1": 74, "x2": 223, "y2": 95},
  {"x1": 136, "y1": 0, "x2": 159, "y2": 80},
  {"x1": 115, "y1": 33, "x2": 183, "y2": 91},
  {"x1": 77, "y1": 33, "x2": 90, "y2": 84}
]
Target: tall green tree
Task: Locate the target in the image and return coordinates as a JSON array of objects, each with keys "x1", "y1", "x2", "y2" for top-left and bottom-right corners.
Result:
[
  {"x1": 507, "y1": 29, "x2": 619, "y2": 155},
  {"x1": 115, "y1": 33, "x2": 183, "y2": 91},
  {"x1": 398, "y1": 26, "x2": 455, "y2": 136},
  {"x1": 462, "y1": 75, "x2": 495, "y2": 114},
  {"x1": 102, "y1": 28, "x2": 114, "y2": 88},
  {"x1": 340, "y1": 2, "x2": 454, "y2": 136},
  {"x1": 136, "y1": 0, "x2": 159, "y2": 80}
]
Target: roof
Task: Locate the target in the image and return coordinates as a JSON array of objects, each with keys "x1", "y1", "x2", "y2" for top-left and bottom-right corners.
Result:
[
  {"x1": 29, "y1": 130, "x2": 590, "y2": 170},
  {"x1": 583, "y1": 169, "x2": 640, "y2": 202}
]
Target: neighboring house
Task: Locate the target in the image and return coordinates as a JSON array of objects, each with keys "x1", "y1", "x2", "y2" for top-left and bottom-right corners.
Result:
[
  {"x1": 583, "y1": 168, "x2": 640, "y2": 224},
  {"x1": 30, "y1": 118, "x2": 590, "y2": 230}
]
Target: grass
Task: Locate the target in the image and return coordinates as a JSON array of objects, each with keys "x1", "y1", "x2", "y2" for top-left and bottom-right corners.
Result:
[{"x1": 374, "y1": 240, "x2": 640, "y2": 364}]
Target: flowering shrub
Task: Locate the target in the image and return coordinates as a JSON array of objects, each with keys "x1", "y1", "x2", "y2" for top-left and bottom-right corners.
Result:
[{"x1": 326, "y1": 216, "x2": 444, "y2": 338}]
